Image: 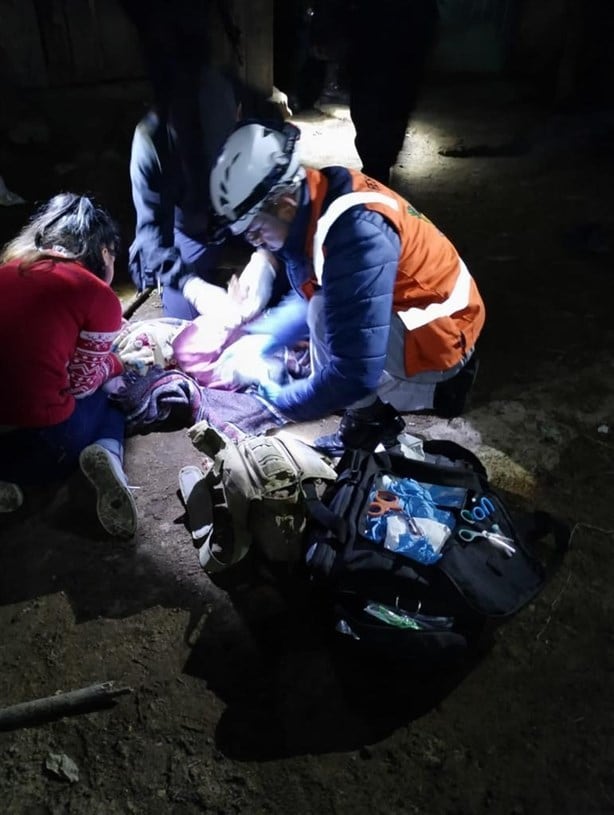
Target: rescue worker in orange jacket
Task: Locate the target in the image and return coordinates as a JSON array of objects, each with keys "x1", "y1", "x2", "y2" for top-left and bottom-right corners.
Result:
[{"x1": 209, "y1": 120, "x2": 485, "y2": 450}]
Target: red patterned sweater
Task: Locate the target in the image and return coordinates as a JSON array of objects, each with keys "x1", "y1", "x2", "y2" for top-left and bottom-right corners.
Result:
[{"x1": 0, "y1": 258, "x2": 123, "y2": 427}]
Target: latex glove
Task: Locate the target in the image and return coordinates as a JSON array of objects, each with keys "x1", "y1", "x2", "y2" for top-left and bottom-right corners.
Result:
[
  {"x1": 246, "y1": 290, "x2": 309, "y2": 349},
  {"x1": 182, "y1": 276, "x2": 243, "y2": 330},
  {"x1": 235, "y1": 250, "x2": 277, "y2": 321},
  {"x1": 214, "y1": 334, "x2": 287, "y2": 389}
]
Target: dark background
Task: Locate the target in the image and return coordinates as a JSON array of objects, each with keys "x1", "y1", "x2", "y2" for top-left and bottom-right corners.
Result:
[{"x1": 1, "y1": 2, "x2": 613, "y2": 813}]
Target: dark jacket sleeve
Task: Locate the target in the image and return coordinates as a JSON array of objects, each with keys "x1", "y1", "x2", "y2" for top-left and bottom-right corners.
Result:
[
  {"x1": 128, "y1": 113, "x2": 188, "y2": 291},
  {"x1": 273, "y1": 208, "x2": 401, "y2": 421}
]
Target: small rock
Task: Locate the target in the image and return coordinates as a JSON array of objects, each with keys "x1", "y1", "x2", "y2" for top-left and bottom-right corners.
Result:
[
  {"x1": 44, "y1": 751, "x2": 79, "y2": 783},
  {"x1": 0, "y1": 176, "x2": 25, "y2": 206}
]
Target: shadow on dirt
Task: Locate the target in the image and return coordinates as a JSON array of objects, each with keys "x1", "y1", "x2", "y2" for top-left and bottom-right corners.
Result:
[
  {"x1": 0, "y1": 472, "x2": 208, "y2": 622},
  {"x1": 0, "y1": 424, "x2": 593, "y2": 764},
  {"x1": 0, "y1": 403, "x2": 579, "y2": 763},
  {"x1": 0, "y1": 492, "x2": 488, "y2": 759},
  {"x1": 181, "y1": 557, "x2": 490, "y2": 760}
]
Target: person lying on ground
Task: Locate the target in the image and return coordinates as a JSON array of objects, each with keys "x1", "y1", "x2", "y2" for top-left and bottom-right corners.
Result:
[
  {"x1": 0, "y1": 193, "x2": 137, "y2": 538},
  {"x1": 208, "y1": 119, "x2": 486, "y2": 453}
]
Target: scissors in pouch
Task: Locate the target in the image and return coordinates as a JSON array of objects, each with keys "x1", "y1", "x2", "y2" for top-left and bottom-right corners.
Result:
[
  {"x1": 460, "y1": 508, "x2": 479, "y2": 525},
  {"x1": 458, "y1": 527, "x2": 516, "y2": 556},
  {"x1": 367, "y1": 489, "x2": 402, "y2": 517},
  {"x1": 460, "y1": 495, "x2": 495, "y2": 525}
]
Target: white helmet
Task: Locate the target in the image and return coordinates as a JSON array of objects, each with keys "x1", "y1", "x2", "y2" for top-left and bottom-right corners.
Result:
[{"x1": 210, "y1": 120, "x2": 302, "y2": 235}]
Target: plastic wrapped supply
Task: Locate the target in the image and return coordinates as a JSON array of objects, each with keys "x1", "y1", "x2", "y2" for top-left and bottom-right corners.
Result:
[{"x1": 360, "y1": 475, "x2": 465, "y2": 564}]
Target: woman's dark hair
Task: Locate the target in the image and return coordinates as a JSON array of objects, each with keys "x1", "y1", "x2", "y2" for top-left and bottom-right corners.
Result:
[{"x1": 0, "y1": 192, "x2": 121, "y2": 280}]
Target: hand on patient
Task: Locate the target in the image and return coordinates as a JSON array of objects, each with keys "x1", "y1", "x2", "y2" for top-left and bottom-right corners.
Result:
[
  {"x1": 231, "y1": 250, "x2": 277, "y2": 322},
  {"x1": 214, "y1": 334, "x2": 287, "y2": 390},
  {"x1": 182, "y1": 276, "x2": 244, "y2": 329}
]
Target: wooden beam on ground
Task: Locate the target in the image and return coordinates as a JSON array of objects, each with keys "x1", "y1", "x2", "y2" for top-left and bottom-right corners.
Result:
[
  {"x1": 122, "y1": 286, "x2": 154, "y2": 320},
  {"x1": 0, "y1": 681, "x2": 133, "y2": 732}
]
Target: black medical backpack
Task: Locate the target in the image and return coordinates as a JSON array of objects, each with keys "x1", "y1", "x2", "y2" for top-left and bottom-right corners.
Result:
[{"x1": 303, "y1": 440, "x2": 570, "y2": 663}]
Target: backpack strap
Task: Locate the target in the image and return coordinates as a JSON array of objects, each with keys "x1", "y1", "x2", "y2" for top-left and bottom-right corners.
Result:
[
  {"x1": 302, "y1": 480, "x2": 347, "y2": 540},
  {"x1": 302, "y1": 448, "x2": 371, "y2": 541}
]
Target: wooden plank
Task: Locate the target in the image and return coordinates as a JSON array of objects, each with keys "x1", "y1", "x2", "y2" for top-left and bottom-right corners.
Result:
[
  {"x1": 95, "y1": 0, "x2": 146, "y2": 80},
  {"x1": 62, "y1": 0, "x2": 104, "y2": 83},
  {"x1": 34, "y1": 0, "x2": 80, "y2": 86},
  {"x1": 241, "y1": 0, "x2": 273, "y2": 94},
  {"x1": 34, "y1": 0, "x2": 142, "y2": 86},
  {"x1": 0, "y1": 0, "x2": 272, "y2": 92},
  {"x1": 0, "y1": 0, "x2": 48, "y2": 87},
  {"x1": 0, "y1": 682, "x2": 133, "y2": 731},
  {"x1": 209, "y1": 0, "x2": 245, "y2": 76}
]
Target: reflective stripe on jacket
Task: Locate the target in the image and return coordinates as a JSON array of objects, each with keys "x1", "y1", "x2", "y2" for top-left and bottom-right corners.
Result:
[{"x1": 304, "y1": 167, "x2": 485, "y2": 374}]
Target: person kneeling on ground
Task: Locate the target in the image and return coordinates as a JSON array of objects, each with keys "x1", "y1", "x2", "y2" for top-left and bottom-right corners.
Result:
[
  {"x1": 0, "y1": 193, "x2": 137, "y2": 538},
  {"x1": 209, "y1": 120, "x2": 486, "y2": 452}
]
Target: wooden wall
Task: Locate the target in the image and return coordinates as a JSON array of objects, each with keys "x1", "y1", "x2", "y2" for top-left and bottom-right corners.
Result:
[
  {"x1": 0, "y1": 0, "x2": 607, "y2": 115},
  {"x1": 0, "y1": 0, "x2": 272, "y2": 92}
]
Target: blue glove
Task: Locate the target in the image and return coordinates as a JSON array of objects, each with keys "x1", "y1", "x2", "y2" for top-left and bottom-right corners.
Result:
[
  {"x1": 215, "y1": 334, "x2": 286, "y2": 389},
  {"x1": 257, "y1": 379, "x2": 283, "y2": 404},
  {"x1": 247, "y1": 290, "x2": 309, "y2": 351}
]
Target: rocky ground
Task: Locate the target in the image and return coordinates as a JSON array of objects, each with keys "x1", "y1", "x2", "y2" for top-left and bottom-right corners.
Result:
[{"x1": 1, "y1": 76, "x2": 613, "y2": 814}]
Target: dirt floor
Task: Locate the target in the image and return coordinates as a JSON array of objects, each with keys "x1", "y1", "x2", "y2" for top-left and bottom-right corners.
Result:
[{"x1": 1, "y1": 76, "x2": 613, "y2": 815}]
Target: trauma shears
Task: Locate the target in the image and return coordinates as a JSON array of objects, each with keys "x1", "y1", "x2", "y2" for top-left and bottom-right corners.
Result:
[
  {"x1": 368, "y1": 489, "x2": 402, "y2": 517},
  {"x1": 458, "y1": 526, "x2": 516, "y2": 556}
]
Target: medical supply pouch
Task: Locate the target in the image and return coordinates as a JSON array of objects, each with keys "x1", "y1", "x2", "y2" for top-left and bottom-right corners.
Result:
[{"x1": 303, "y1": 440, "x2": 570, "y2": 662}]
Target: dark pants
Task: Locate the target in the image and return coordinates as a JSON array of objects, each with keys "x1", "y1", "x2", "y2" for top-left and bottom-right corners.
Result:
[
  {"x1": 348, "y1": 0, "x2": 439, "y2": 183},
  {"x1": 162, "y1": 228, "x2": 223, "y2": 320},
  {"x1": 0, "y1": 390, "x2": 126, "y2": 485}
]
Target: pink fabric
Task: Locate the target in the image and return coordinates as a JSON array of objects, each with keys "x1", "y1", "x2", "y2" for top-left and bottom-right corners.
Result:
[{"x1": 171, "y1": 316, "x2": 245, "y2": 389}]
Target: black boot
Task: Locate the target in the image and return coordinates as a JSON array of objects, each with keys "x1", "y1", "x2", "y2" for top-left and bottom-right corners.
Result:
[
  {"x1": 433, "y1": 353, "x2": 480, "y2": 419},
  {"x1": 313, "y1": 399, "x2": 405, "y2": 456}
]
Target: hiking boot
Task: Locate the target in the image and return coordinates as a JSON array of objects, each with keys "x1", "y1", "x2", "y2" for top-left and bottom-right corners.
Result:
[
  {"x1": 314, "y1": 400, "x2": 406, "y2": 456},
  {"x1": 433, "y1": 353, "x2": 480, "y2": 419},
  {"x1": 79, "y1": 444, "x2": 137, "y2": 539},
  {"x1": 0, "y1": 481, "x2": 24, "y2": 513}
]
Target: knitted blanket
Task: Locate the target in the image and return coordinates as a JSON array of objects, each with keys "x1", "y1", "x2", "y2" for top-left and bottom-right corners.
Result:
[{"x1": 108, "y1": 366, "x2": 286, "y2": 441}]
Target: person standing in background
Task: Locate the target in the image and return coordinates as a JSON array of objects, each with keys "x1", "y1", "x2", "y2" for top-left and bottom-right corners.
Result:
[
  {"x1": 123, "y1": 0, "x2": 286, "y2": 322},
  {"x1": 344, "y1": 0, "x2": 440, "y2": 184},
  {"x1": 279, "y1": 0, "x2": 439, "y2": 185},
  {"x1": 127, "y1": 65, "x2": 243, "y2": 321}
]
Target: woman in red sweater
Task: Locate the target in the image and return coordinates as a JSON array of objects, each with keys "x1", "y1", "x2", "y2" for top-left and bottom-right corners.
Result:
[{"x1": 0, "y1": 193, "x2": 137, "y2": 538}]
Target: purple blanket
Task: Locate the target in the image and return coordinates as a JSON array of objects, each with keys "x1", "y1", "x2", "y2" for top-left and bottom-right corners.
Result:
[{"x1": 109, "y1": 367, "x2": 286, "y2": 441}]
